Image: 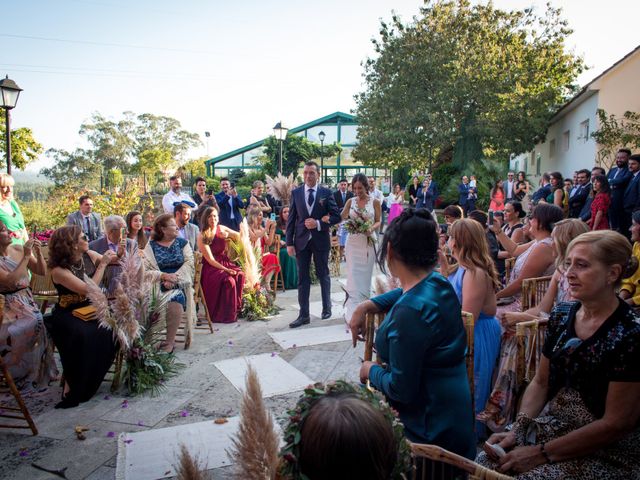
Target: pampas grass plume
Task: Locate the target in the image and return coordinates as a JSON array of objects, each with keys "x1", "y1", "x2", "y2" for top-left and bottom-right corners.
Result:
[{"x1": 176, "y1": 444, "x2": 209, "y2": 480}]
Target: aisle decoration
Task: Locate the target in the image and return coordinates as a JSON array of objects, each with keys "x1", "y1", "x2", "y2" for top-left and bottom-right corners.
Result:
[
  {"x1": 85, "y1": 252, "x2": 184, "y2": 395},
  {"x1": 265, "y1": 173, "x2": 295, "y2": 208}
]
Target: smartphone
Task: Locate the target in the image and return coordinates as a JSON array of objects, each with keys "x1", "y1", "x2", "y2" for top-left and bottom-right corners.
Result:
[
  {"x1": 230, "y1": 182, "x2": 236, "y2": 189},
  {"x1": 439, "y1": 224, "x2": 448, "y2": 235},
  {"x1": 120, "y1": 227, "x2": 127, "y2": 241},
  {"x1": 488, "y1": 210, "x2": 494, "y2": 226},
  {"x1": 206, "y1": 189, "x2": 213, "y2": 196},
  {"x1": 32, "y1": 224, "x2": 38, "y2": 239},
  {"x1": 270, "y1": 213, "x2": 276, "y2": 222}
]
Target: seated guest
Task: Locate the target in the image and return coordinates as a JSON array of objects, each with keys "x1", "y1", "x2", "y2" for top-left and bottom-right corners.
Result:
[
  {"x1": 443, "y1": 218, "x2": 502, "y2": 438},
  {"x1": 586, "y1": 175, "x2": 611, "y2": 231},
  {"x1": 174, "y1": 203, "x2": 199, "y2": 252},
  {"x1": 143, "y1": 214, "x2": 195, "y2": 352},
  {"x1": 246, "y1": 206, "x2": 280, "y2": 290},
  {"x1": 0, "y1": 222, "x2": 57, "y2": 391},
  {"x1": 620, "y1": 210, "x2": 640, "y2": 306},
  {"x1": 125, "y1": 210, "x2": 148, "y2": 249},
  {"x1": 479, "y1": 230, "x2": 640, "y2": 478},
  {"x1": 500, "y1": 201, "x2": 525, "y2": 245},
  {"x1": 351, "y1": 209, "x2": 476, "y2": 459},
  {"x1": 161, "y1": 175, "x2": 196, "y2": 214},
  {"x1": 467, "y1": 210, "x2": 501, "y2": 275},
  {"x1": 45, "y1": 226, "x2": 117, "y2": 408},
  {"x1": 491, "y1": 203, "x2": 563, "y2": 313},
  {"x1": 197, "y1": 207, "x2": 244, "y2": 323},
  {"x1": 0, "y1": 173, "x2": 28, "y2": 244},
  {"x1": 246, "y1": 180, "x2": 272, "y2": 214},
  {"x1": 192, "y1": 176, "x2": 218, "y2": 215},
  {"x1": 89, "y1": 215, "x2": 137, "y2": 295},
  {"x1": 215, "y1": 177, "x2": 243, "y2": 231},
  {"x1": 66, "y1": 195, "x2": 103, "y2": 242},
  {"x1": 443, "y1": 204, "x2": 464, "y2": 224},
  {"x1": 275, "y1": 207, "x2": 298, "y2": 290},
  {"x1": 501, "y1": 218, "x2": 589, "y2": 327}
]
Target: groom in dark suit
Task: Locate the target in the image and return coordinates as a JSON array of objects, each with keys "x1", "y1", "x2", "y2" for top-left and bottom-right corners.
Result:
[{"x1": 286, "y1": 161, "x2": 341, "y2": 328}]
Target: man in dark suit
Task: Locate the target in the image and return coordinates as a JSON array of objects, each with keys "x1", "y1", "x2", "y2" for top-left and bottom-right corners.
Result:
[
  {"x1": 531, "y1": 172, "x2": 552, "y2": 205},
  {"x1": 608, "y1": 148, "x2": 632, "y2": 232},
  {"x1": 457, "y1": 176, "x2": 470, "y2": 213},
  {"x1": 568, "y1": 169, "x2": 591, "y2": 218},
  {"x1": 333, "y1": 178, "x2": 354, "y2": 211},
  {"x1": 416, "y1": 176, "x2": 438, "y2": 211},
  {"x1": 286, "y1": 161, "x2": 341, "y2": 328},
  {"x1": 66, "y1": 195, "x2": 103, "y2": 242},
  {"x1": 622, "y1": 154, "x2": 640, "y2": 238},
  {"x1": 215, "y1": 177, "x2": 243, "y2": 231}
]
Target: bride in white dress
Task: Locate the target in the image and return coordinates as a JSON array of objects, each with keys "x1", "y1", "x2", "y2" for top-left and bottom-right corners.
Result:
[{"x1": 342, "y1": 173, "x2": 381, "y2": 326}]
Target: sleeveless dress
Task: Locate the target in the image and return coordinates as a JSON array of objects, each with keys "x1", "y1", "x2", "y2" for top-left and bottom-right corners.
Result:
[
  {"x1": 150, "y1": 238, "x2": 188, "y2": 309},
  {"x1": 344, "y1": 196, "x2": 376, "y2": 325},
  {"x1": 276, "y1": 227, "x2": 298, "y2": 289},
  {"x1": 489, "y1": 189, "x2": 505, "y2": 211},
  {"x1": 44, "y1": 254, "x2": 117, "y2": 408},
  {"x1": 0, "y1": 256, "x2": 57, "y2": 391},
  {"x1": 200, "y1": 231, "x2": 245, "y2": 323},
  {"x1": 257, "y1": 235, "x2": 280, "y2": 278},
  {"x1": 448, "y1": 266, "x2": 502, "y2": 437}
]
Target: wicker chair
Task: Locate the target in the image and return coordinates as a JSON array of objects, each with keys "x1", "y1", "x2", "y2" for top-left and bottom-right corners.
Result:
[
  {"x1": 29, "y1": 271, "x2": 58, "y2": 314},
  {"x1": 515, "y1": 318, "x2": 548, "y2": 388},
  {"x1": 461, "y1": 311, "x2": 475, "y2": 418},
  {"x1": 330, "y1": 235, "x2": 341, "y2": 277},
  {"x1": 520, "y1": 276, "x2": 552, "y2": 312},
  {"x1": 270, "y1": 234, "x2": 286, "y2": 294},
  {"x1": 504, "y1": 257, "x2": 516, "y2": 286},
  {"x1": 0, "y1": 295, "x2": 38, "y2": 435},
  {"x1": 193, "y1": 252, "x2": 213, "y2": 333},
  {"x1": 363, "y1": 312, "x2": 384, "y2": 363},
  {"x1": 410, "y1": 443, "x2": 513, "y2": 480}
]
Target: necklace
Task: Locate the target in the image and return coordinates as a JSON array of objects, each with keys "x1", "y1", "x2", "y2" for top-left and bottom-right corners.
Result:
[{"x1": 70, "y1": 260, "x2": 84, "y2": 275}]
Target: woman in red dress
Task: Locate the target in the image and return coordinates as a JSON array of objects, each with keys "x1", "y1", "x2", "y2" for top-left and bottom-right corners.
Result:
[
  {"x1": 246, "y1": 206, "x2": 280, "y2": 290},
  {"x1": 489, "y1": 179, "x2": 505, "y2": 212},
  {"x1": 587, "y1": 175, "x2": 611, "y2": 231},
  {"x1": 197, "y1": 207, "x2": 245, "y2": 323}
]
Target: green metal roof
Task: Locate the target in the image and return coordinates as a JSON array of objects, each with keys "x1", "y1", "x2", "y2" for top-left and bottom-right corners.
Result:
[{"x1": 205, "y1": 111, "x2": 357, "y2": 166}]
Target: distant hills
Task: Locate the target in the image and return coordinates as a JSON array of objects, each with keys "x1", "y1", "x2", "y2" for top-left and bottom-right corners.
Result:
[{"x1": 12, "y1": 171, "x2": 53, "y2": 185}]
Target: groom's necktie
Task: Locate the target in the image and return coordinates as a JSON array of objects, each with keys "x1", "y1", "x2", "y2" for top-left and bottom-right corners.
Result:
[{"x1": 308, "y1": 189, "x2": 315, "y2": 207}]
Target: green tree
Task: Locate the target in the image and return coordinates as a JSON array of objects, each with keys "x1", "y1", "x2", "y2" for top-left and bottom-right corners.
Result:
[
  {"x1": 354, "y1": 0, "x2": 584, "y2": 171},
  {"x1": 0, "y1": 115, "x2": 43, "y2": 170},
  {"x1": 41, "y1": 148, "x2": 102, "y2": 188},
  {"x1": 260, "y1": 135, "x2": 341, "y2": 177},
  {"x1": 591, "y1": 109, "x2": 640, "y2": 169},
  {"x1": 79, "y1": 112, "x2": 135, "y2": 172},
  {"x1": 133, "y1": 113, "x2": 201, "y2": 165}
]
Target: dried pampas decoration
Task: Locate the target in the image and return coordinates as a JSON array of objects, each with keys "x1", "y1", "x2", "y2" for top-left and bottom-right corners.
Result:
[
  {"x1": 228, "y1": 365, "x2": 279, "y2": 480},
  {"x1": 265, "y1": 173, "x2": 295, "y2": 207},
  {"x1": 374, "y1": 274, "x2": 400, "y2": 295},
  {"x1": 175, "y1": 444, "x2": 210, "y2": 480},
  {"x1": 237, "y1": 219, "x2": 261, "y2": 289}
]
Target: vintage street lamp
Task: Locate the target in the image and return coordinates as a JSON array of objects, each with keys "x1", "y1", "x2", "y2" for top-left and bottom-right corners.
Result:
[
  {"x1": 273, "y1": 121, "x2": 288, "y2": 174},
  {"x1": 318, "y1": 130, "x2": 326, "y2": 183},
  {"x1": 0, "y1": 76, "x2": 23, "y2": 174}
]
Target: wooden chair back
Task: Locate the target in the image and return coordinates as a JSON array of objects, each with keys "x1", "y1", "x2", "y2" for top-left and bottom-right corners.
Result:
[
  {"x1": 29, "y1": 271, "x2": 58, "y2": 313},
  {"x1": 193, "y1": 252, "x2": 213, "y2": 333},
  {"x1": 363, "y1": 312, "x2": 384, "y2": 363},
  {"x1": 462, "y1": 311, "x2": 475, "y2": 417},
  {"x1": 410, "y1": 443, "x2": 513, "y2": 480},
  {"x1": 270, "y1": 235, "x2": 286, "y2": 294},
  {"x1": 0, "y1": 295, "x2": 39, "y2": 435},
  {"x1": 520, "y1": 276, "x2": 552, "y2": 312},
  {"x1": 504, "y1": 257, "x2": 516, "y2": 286},
  {"x1": 330, "y1": 236, "x2": 341, "y2": 277},
  {"x1": 515, "y1": 318, "x2": 548, "y2": 388}
]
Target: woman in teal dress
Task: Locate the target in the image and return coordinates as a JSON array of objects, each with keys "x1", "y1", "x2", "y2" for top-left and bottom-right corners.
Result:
[
  {"x1": 0, "y1": 174, "x2": 28, "y2": 245},
  {"x1": 352, "y1": 209, "x2": 476, "y2": 460},
  {"x1": 276, "y1": 206, "x2": 298, "y2": 290}
]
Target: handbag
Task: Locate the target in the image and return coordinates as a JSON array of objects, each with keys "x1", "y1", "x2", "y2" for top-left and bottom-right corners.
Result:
[{"x1": 72, "y1": 305, "x2": 97, "y2": 321}]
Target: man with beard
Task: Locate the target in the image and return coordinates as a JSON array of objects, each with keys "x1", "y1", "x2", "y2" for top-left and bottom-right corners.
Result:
[{"x1": 608, "y1": 148, "x2": 632, "y2": 232}]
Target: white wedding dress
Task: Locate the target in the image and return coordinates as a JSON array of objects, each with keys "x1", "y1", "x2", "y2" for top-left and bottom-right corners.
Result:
[{"x1": 344, "y1": 196, "x2": 377, "y2": 326}]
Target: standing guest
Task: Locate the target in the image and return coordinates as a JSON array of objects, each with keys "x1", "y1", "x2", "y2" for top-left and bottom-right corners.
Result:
[
  {"x1": 286, "y1": 161, "x2": 341, "y2": 328},
  {"x1": 387, "y1": 184, "x2": 405, "y2": 223},
  {"x1": 215, "y1": 177, "x2": 243, "y2": 231},
  {"x1": 197, "y1": 207, "x2": 244, "y2": 323},
  {"x1": 479, "y1": 230, "x2": 640, "y2": 479},
  {"x1": 531, "y1": 172, "x2": 551, "y2": 205},
  {"x1": 368, "y1": 176, "x2": 386, "y2": 230},
  {"x1": 125, "y1": 210, "x2": 148, "y2": 250},
  {"x1": 161, "y1": 175, "x2": 196, "y2": 214},
  {"x1": 66, "y1": 195, "x2": 103, "y2": 242},
  {"x1": 587, "y1": 175, "x2": 611, "y2": 231},
  {"x1": 622, "y1": 154, "x2": 640, "y2": 237},
  {"x1": 342, "y1": 173, "x2": 381, "y2": 326},
  {"x1": 542, "y1": 171, "x2": 566, "y2": 213},
  {"x1": 408, "y1": 176, "x2": 420, "y2": 207},
  {"x1": 607, "y1": 148, "x2": 632, "y2": 232},
  {"x1": 513, "y1": 171, "x2": 530, "y2": 205},
  {"x1": 458, "y1": 175, "x2": 470, "y2": 213},
  {"x1": 46, "y1": 226, "x2": 118, "y2": 408},
  {"x1": 265, "y1": 184, "x2": 281, "y2": 216},
  {"x1": 592, "y1": 166, "x2": 606, "y2": 177},
  {"x1": 89, "y1": 215, "x2": 136, "y2": 295},
  {"x1": 351, "y1": 209, "x2": 476, "y2": 459},
  {"x1": 275, "y1": 206, "x2": 298, "y2": 290},
  {"x1": 0, "y1": 223, "x2": 57, "y2": 391},
  {"x1": 489, "y1": 179, "x2": 506, "y2": 212},
  {"x1": 0, "y1": 173, "x2": 28, "y2": 244},
  {"x1": 443, "y1": 219, "x2": 502, "y2": 438},
  {"x1": 443, "y1": 204, "x2": 464, "y2": 224},
  {"x1": 333, "y1": 178, "x2": 353, "y2": 260},
  {"x1": 467, "y1": 187, "x2": 478, "y2": 212},
  {"x1": 568, "y1": 169, "x2": 591, "y2": 218},
  {"x1": 143, "y1": 214, "x2": 195, "y2": 352},
  {"x1": 174, "y1": 203, "x2": 199, "y2": 252},
  {"x1": 246, "y1": 205, "x2": 280, "y2": 290},
  {"x1": 246, "y1": 180, "x2": 272, "y2": 215},
  {"x1": 504, "y1": 171, "x2": 516, "y2": 201},
  {"x1": 563, "y1": 178, "x2": 573, "y2": 199},
  {"x1": 620, "y1": 210, "x2": 640, "y2": 307},
  {"x1": 192, "y1": 177, "x2": 218, "y2": 218},
  {"x1": 416, "y1": 177, "x2": 437, "y2": 212}
]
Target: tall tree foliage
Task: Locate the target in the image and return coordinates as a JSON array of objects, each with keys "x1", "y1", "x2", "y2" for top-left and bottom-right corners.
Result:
[
  {"x1": 260, "y1": 135, "x2": 341, "y2": 177},
  {"x1": 591, "y1": 109, "x2": 640, "y2": 169},
  {"x1": 0, "y1": 115, "x2": 43, "y2": 170},
  {"x1": 354, "y1": 0, "x2": 584, "y2": 170}
]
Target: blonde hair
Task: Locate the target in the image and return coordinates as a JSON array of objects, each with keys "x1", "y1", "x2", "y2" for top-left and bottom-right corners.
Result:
[
  {"x1": 0, "y1": 173, "x2": 15, "y2": 188},
  {"x1": 449, "y1": 218, "x2": 500, "y2": 290},
  {"x1": 567, "y1": 230, "x2": 633, "y2": 287},
  {"x1": 552, "y1": 219, "x2": 589, "y2": 271},
  {"x1": 246, "y1": 205, "x2": 263, "y2": 227}
]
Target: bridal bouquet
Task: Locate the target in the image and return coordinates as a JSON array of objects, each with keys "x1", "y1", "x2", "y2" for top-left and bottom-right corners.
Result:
[{"x1": 344, "y1": 208, "x2": 375, "y2": 247}]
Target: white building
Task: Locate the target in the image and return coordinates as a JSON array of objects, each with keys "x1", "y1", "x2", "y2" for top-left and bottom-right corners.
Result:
[{"x1": 511, "y1": 45, "x2": 640, "y2": 179}]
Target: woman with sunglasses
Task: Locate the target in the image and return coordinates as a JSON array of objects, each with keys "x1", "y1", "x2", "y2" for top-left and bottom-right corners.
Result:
[{"x1": 479, "y1": 230, "x2": 640, "y2": 478}]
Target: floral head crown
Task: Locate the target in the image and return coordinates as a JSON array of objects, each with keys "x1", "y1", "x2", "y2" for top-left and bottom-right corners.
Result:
[{"x1": 278, "y1": 380, "x2": 413, "y2": 479}]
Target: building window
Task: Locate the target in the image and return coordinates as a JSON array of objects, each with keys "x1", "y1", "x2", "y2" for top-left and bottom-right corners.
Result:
[
  {"x1": 579, "y1": 120, "x2": 590, "y2": 143},
  {"x1": 562, "y1": 130, "x2": 570, "y2": 151},
  {"x1": 536, "y1": 153, "x2": 541, "y2": 175},
  {"x1": 549, "y1": 139, "x2": 556, "y2": 159}
]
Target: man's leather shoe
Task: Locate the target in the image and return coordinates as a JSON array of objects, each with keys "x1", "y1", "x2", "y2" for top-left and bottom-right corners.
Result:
[
  {"x1": 321, "y1": 311, "x2": 332, "y2": 320},
  {"x1": 289, "y1": 316, "x2": 310, "y2": 328}
]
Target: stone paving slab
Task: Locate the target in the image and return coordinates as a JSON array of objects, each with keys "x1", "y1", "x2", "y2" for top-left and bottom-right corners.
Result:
[{"x1": 268, "y1": 323, "x2": 351, "y2": 349}]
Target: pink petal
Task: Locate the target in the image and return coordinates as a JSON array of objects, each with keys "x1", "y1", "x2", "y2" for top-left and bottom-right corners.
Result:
[
  {"x1": 270, "y1": 352, "x2": 277, "y2": 357},
  {"x1": 292, "y1": 344, "x2": 297, "y2": 349},
  {"x1": 106, "y1": 431, "x2": 115, "y2": 438},
  {"x1": 18, "y1": 449, "x2": 29, "y2": 457},
  {"x1": 103, "y1": 395, "x2": 111, "y2": 400},
  {"x1": 180, "y1": 410, "x2": 190, "y2": 417},
  {"x1": 137, "y1": 421, "x2": 145, "y2": 427},
  {"x1": 124, "y1": 439, "x2": 133, "y2": 444}
]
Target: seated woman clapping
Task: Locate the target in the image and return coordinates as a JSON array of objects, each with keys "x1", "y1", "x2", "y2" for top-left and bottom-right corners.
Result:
[
  {"x1": 45, "y1": 226, "x2": 118, "y2": 408},
  {"x1": 246, "y1": 205, "x2": 280, "y2": 290},
  {"x1": 142, "y1": 214, "x2": 195, "y2": 353},
  {"x1": 0, "y1": 221, "x2": 57, "y2": 391},
  {"x1": 478, "y1": 230, "x2": 640, "y2": 478}
]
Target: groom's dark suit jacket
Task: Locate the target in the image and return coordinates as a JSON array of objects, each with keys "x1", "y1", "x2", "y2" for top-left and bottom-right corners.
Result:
[{"x1": 286, "y1": 185, "x2": 341, "y2": 252}]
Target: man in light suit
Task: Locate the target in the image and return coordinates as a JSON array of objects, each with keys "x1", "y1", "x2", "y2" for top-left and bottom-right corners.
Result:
[
  {"x1": 88, "y1": 215, "x2": 136, "y2": 295},
  {"x1": 174, "y1": 202, "x2": 199, "y2": 252},
  {"x1": 286, "y1": 161, "x2": 341, "y2": 328},
  {"x1": 66, "y1": 195, "x2": 103, "y2": 242},
  {"x1": 608, "y1": 148, "x2": 632, "y2": 232},
  {"x1": 504, "y1": 171, "x2": 516, "y2": 201}
]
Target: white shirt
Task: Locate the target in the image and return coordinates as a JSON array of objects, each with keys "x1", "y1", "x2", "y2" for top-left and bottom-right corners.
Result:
[
  {"x1": 370, "y1": 188, "x2": 383, "y2": 203},
  {"x1": 162, "y1": 190, "x2": 197, "y2": 214}
]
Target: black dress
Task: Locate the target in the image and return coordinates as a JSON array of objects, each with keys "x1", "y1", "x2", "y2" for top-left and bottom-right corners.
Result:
[{"x1": 44, "y1": 254, "x2": 118, "y2": 408}]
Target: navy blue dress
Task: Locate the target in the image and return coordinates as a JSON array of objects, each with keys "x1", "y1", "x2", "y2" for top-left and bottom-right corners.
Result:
[{"x1": 150, "y1": 238, "x2": 188, "y2": 309}]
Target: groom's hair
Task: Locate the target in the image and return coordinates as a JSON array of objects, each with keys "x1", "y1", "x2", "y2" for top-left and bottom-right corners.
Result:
[{"x1": 304, "y1": 161, "x2": 320, "y2": 173}]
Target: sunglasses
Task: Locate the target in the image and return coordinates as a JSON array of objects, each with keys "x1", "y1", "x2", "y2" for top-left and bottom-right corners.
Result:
[{"x1": 79, "y1": 234, "x2": 88, "y2": 241}]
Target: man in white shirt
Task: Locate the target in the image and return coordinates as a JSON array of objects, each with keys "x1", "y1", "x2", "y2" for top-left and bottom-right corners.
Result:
[
  {"x1": 368, "y1": 176, "x2": 385, "y2": 232},
  {"x1": 162, "y1": 176, "x2": 196, "y2": 214},
  {"x1": 504, "y1": 171, "x2": 516, "y2": 201}
]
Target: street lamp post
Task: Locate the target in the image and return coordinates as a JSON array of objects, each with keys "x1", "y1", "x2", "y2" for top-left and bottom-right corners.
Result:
[
  {"x1": 318, "y1": 130, "x2": 326, "y2": 184},
  {"x1": 204, "y1": 131, "x2": 211, "y2": 157},
  {"x1": 0, "y1": 76, "x2": 23, "y2": 175},
  {"x1": 273, "y1": 121, "x2": 288, "y2": 174}
]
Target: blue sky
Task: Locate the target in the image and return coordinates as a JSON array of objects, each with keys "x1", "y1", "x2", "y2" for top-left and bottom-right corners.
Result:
[{"x1": 4, "y1": 0, "x2": 639, "y2": 172}]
